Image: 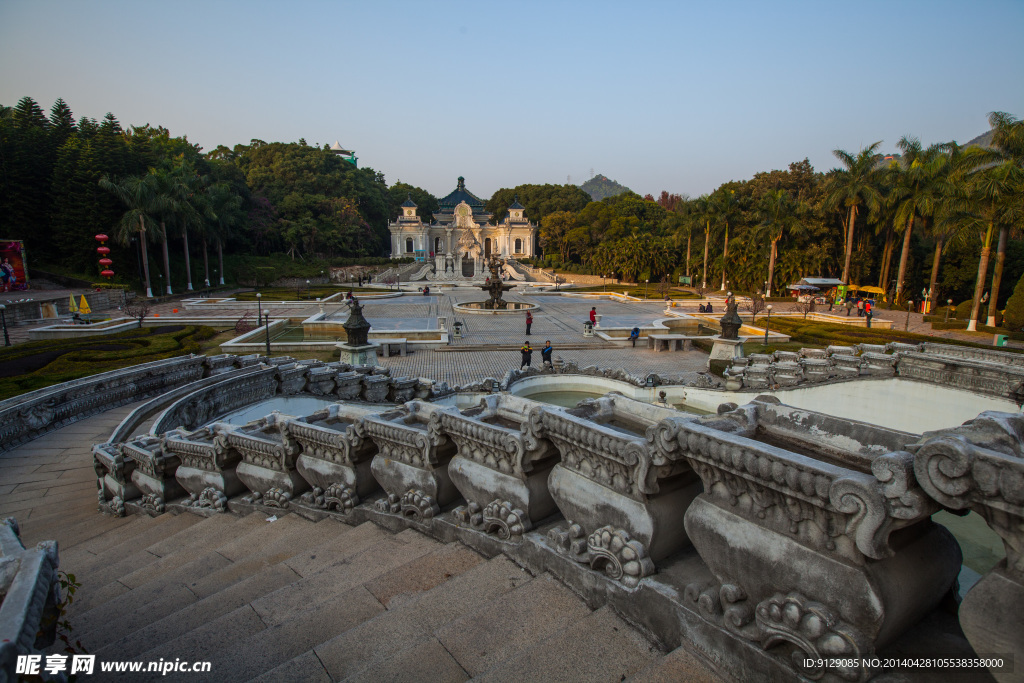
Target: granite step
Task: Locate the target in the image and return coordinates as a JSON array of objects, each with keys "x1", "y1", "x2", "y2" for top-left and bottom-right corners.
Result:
[
  {"x1": 19, "y1": 507, "x2": 135, "y2": 549},
  {"x1": 433, "y1": 571, "x2": 593, "y2": 678},
  {"x1": 59, "y1": 512, "x2": 193, "y2": 570},
  {"x1": 474, "y1": 605, "x2": 661, "y2": 683},
  {"x1": 313, "y1": 553, "x2": 532, "y2": 681},
  {"x1": 625, "y1": 643, "x2": 727, "y2": 683},
  {"x1": 94, "y1": 563, "x2": 299, "y2": 661},
  {"x1": 60, "y1": 513, "x2": 202, "y2": 584},
  {"x1": 186, "y1": 515, "x2": 353, "y2": 600},
  {"x1": 66, "y1": 514, "x2": 269, "y2": 619},
  {"x1": 73, "y1": 517, "x2": 347, "y2": 648}
]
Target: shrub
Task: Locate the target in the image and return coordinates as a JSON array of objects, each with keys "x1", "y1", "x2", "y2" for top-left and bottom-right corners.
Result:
[{"x1": 1002, "y1": 271, "x2": 1024, "y2": 331}]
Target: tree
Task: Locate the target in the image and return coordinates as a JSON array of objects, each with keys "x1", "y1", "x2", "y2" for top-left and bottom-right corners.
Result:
[
  {"x1": 98, "y1": 173, "x2": 164, "y2": 298},
  {"x1": 982, "y1": 112, "x2": 1024, "y2": 325},
  {"x1": 823, "y1": 142, "x2": 883, "y2": 285},
  {"x1": 949, "y1": 150, "x2": 1022, "y2": 331},
  {"x1": 123, "y1": 296, "x2": 151, "y2": 327},
  {"x1": 709, "y1": 188, "x2": 740, "y2": 291},
  {"x1": 388, "y1": 182, "x2": 438, "y2": 223},
  {"x1": 887, "y1": 138, "x2": 948, "y2": 302},
  {"x1": 755, "y1": 189, "x2": 800, "y2": 297},
  {"x1": 487, "y1": 184, "x2": 591, "y2": 226}
]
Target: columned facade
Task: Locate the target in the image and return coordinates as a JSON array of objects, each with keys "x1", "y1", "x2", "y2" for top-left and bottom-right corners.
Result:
[{"x1": 387, "y1": 178, "x2": 538, "y2": 279}]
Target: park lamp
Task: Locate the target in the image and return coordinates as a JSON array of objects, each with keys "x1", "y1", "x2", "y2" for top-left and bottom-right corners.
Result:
[
  {"x1": 764, "y1": 305, "x2": 772, "y2": 346},
  {"x1": 256, "y1": 292, "x2": 262, "y2": 325},
  {"x1": 945, "y1": 299, "x2": 954, "y2": 323},
  {"x1": 905, "y1": 300, "x2": 914, "y2": 331}
]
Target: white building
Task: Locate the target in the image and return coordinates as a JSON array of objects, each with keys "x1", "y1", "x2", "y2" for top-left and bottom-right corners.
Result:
[{"x1": 388, "y1": 177, "x2": 537, "y2": 278}]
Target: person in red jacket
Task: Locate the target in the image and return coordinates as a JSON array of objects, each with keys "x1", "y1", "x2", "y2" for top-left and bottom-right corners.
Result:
[
  {"x1": 525, "y1": 310, "x2": 533, "y2": 335},
  {"x1": 589, "y1": 307, "x2": 597, "y2": 325}
]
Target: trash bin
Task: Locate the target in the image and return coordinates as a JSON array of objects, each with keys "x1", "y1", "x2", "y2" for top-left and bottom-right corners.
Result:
[
  {"x1": 453, "y1": 321, "x2": 464, "y2": 338},
  {"x1": 995, "y1": 334, "x2": 1008, "y2": 347},
  {"x1": 583, "y1": 321, "x2": 594, "y2": 337}
]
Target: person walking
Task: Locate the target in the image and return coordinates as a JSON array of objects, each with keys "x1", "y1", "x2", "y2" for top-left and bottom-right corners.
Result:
[
  {"x1": 520, "y1": 342, "x2": 533, "y2": 370},
  {"x1": 856, "y1": 298, "x2": 864, "y2": 317},
  {"x1": 525, "y1": 310, "x2": 533, "y2": 336},
  {"x1": 589, "y1": 307, "x2": 597, "y2": 326},
  {"x1": 541, "y1": 340, "x2": 553, "y2": 369},
  {"x1": 845, "y1": 298, "x2": 852, "y2": 316},
  {"x1": 865, "y1": 300, "x2": 873, "y2": 328}
]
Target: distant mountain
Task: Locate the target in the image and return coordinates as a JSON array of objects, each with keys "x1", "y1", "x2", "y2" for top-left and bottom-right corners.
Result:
[
  {"x1": 579, "y1": 174, "x2": 631, "y2": 201},
  {"x1": 964, "y1": 129, "x2": 994, "y2": 149}
]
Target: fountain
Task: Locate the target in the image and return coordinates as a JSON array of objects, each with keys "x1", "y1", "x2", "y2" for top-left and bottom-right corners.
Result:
[{"x1": 452, "y1": 256, "x2": 538, "y2": 315}]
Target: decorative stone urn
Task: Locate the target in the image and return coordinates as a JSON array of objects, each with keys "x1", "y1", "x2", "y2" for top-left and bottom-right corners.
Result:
[
  {"x1": 283, "y1": 403, "x2": 382, "y2": 513},
  {"x1": 223, "y1": 412, "x2": 308, "y2": 509},
  {"x1": 442, "y1": 394, "x2": 560, "y2": 541},
  {"x1": 651, "y1": 397, "x2": 960, "y2": 677},
  {"x1": 362, "y1": 401, "x2": 460, "y2": 521},
  {"x1": 529, "y1": 394, "x2": 701, "y2": 586}
]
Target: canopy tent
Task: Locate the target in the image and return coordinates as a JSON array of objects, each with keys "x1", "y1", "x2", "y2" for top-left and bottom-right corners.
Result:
[
  {"x1": 797, "y1": 278, "x2": 845, "y2": 288},
  {"x1": 849, "y1": 285, "x2": 885, "y2": 294},
  {"x1": 787, "y1": 284, "x2": 820, "y2": 291}
]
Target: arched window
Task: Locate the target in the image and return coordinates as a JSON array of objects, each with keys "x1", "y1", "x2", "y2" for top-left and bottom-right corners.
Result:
[
  {"x1": 405, "y1": 238, "x2": 413, "y2": 253},
  {"x1": 435, "y1": 237, "x2": 443, "y2": 253},
  {"x1": 485, "y1": 238, "x2": 491, "y2": 257},
  {"x1": 514, "y1": 238, "x2": 523, "y2": 254}
]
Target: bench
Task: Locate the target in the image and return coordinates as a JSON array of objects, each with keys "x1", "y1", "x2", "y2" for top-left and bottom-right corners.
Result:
[
  {"x1": 647, "y1": 333, "x2": 690, "y2": 352},
  {"x1": 373, "y1": 338, "x2": 408, "y2": 357}
]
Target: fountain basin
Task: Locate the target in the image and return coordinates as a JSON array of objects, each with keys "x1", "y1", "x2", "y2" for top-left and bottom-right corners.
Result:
[{"x1": 453, "y1": 301, "x2": 537, "y2": 315}]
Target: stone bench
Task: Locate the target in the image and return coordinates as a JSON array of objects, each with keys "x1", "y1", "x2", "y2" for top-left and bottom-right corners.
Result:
[
  {"x1": 373, "y1": 337, "x2": 408, "y2": 357},
  {"x1": 647, "y1": 333, "x2": 690, "y2": 352}
]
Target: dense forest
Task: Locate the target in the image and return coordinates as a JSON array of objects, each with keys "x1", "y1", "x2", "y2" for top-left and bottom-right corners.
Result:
[
  {"x1": 0, "y1": 96, "x2": 1020, "y2": 330},
  {"x1": 580, "y1": 174, "x2": 631, "y2": 201}
]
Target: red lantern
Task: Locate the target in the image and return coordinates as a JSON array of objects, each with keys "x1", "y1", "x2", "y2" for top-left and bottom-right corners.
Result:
[{"x1": 95, "y1": 234, "x2": 114, "y2": 278}]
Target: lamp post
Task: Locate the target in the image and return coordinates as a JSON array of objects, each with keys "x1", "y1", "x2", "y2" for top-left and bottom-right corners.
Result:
[
  {"x1": 764, "y1": 305, "x2": 772, "y2": 346},
  {"x1": 264, "y1": 312, "x2": 272, "y2": 357},
  {"x1": 905, "y1": 300, "x2": 914, "y2": 332},
  {"x1": 945, "y1": 298, "x2": 953, "y2": 323},
  {"x1": 0, "y1": 304, "x2": 9, "y2": 346},
  {"x1": 645, "y1": 279, "x2": 649, "y2": 299},
  {"x1": 256, "y1": 292, "x2": 262, "y2": 326},
  {"x1": 305, "y1": 280, "x2": 311, "y2": 300}
]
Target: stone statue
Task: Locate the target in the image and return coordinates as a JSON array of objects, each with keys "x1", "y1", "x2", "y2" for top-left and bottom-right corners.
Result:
[
  {"x1": 343, "y1": 298, "x2": 371, "y2": 347},
  {"x1": 719, "y1": 293, "x2": 742, "y2": 340}
]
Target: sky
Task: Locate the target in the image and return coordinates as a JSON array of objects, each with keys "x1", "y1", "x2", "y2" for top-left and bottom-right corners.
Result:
[{"x1": 2, "y1": 0, "x2": 1022, "y2": 200}]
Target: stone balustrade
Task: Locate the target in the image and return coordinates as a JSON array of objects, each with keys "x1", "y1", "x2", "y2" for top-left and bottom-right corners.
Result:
[
  {"x1": 0, "y1": 518, "x2": 61, "y2": 683},
  {"x1": 67, "y1": 357, "x2": 1024, "y2": 682},
  {"x1": 908, "y1": 411, "x2": 1024, "y2": 683}
]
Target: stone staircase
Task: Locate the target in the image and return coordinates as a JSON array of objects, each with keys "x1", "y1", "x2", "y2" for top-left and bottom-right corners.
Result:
[{"x1": 4, "y1": 404, "x2": 724, "y2": 683}]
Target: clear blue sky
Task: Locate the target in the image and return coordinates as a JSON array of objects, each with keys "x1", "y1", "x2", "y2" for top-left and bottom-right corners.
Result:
[{"x1": 2, "y1": 0, "x2": 1021, "y2": 200}]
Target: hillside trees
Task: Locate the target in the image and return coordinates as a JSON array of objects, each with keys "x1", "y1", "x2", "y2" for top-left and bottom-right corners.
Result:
[{"x1": 487, "y1": 184, "x2": 592, "y2": 225}]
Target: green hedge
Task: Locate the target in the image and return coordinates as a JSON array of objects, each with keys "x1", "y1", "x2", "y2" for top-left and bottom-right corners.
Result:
[
  {"x1": 1003, "y1": 271, "x2": 1024, "y2": 332},
  {"x1": 0, "y1": 325, "x2": 216, "y2": 401}
]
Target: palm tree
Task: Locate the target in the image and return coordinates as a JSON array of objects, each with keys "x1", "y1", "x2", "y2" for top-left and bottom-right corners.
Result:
[
  {"x1": 709, "y1": 189, "x2": 739, "y2": 291},
  {"x1": 755, "y1": 189, "x2": 801, "y2": 297},
  {"x1": 889, "y1": 138, "x2": 947, "y2": 301},
  {"x1": 204, "y1": 181, "x2": 244, "y2": 287},
  {"x1": 949, "y1": 150, "x2": 1022, "y2": 331},
  {"x1": 98, "y1": 174, "x2": 164, "y2": 298},
  {"x1": 692, "y1": 195, "x2": 712, "y2": 288},
  {"x1": 823, "y1": 142, "x2": 883, "y2": 285},
  {"x1": 982, "y1": 112, "x2": 1024, "y2": 325}
]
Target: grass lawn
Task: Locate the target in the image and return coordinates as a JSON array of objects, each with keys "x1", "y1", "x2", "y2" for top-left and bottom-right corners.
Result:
[{"x1": 569, "y1": 284, "x2": 698, "y2": 299}]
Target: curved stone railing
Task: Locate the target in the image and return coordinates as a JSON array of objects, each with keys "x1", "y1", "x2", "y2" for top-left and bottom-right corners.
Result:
[
  {"x1": 81, "y1": 372, "x2": 1022, "y2": 681},
  {"x1": 0, "y1": 518, "x2": 61, "y2": 682},
  {"x1": 0, "y1": 355, "x2": 207, "y2": 453},
  {"x1": 908, "y1": 411, "x2": 1024, "y2": 683}
]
